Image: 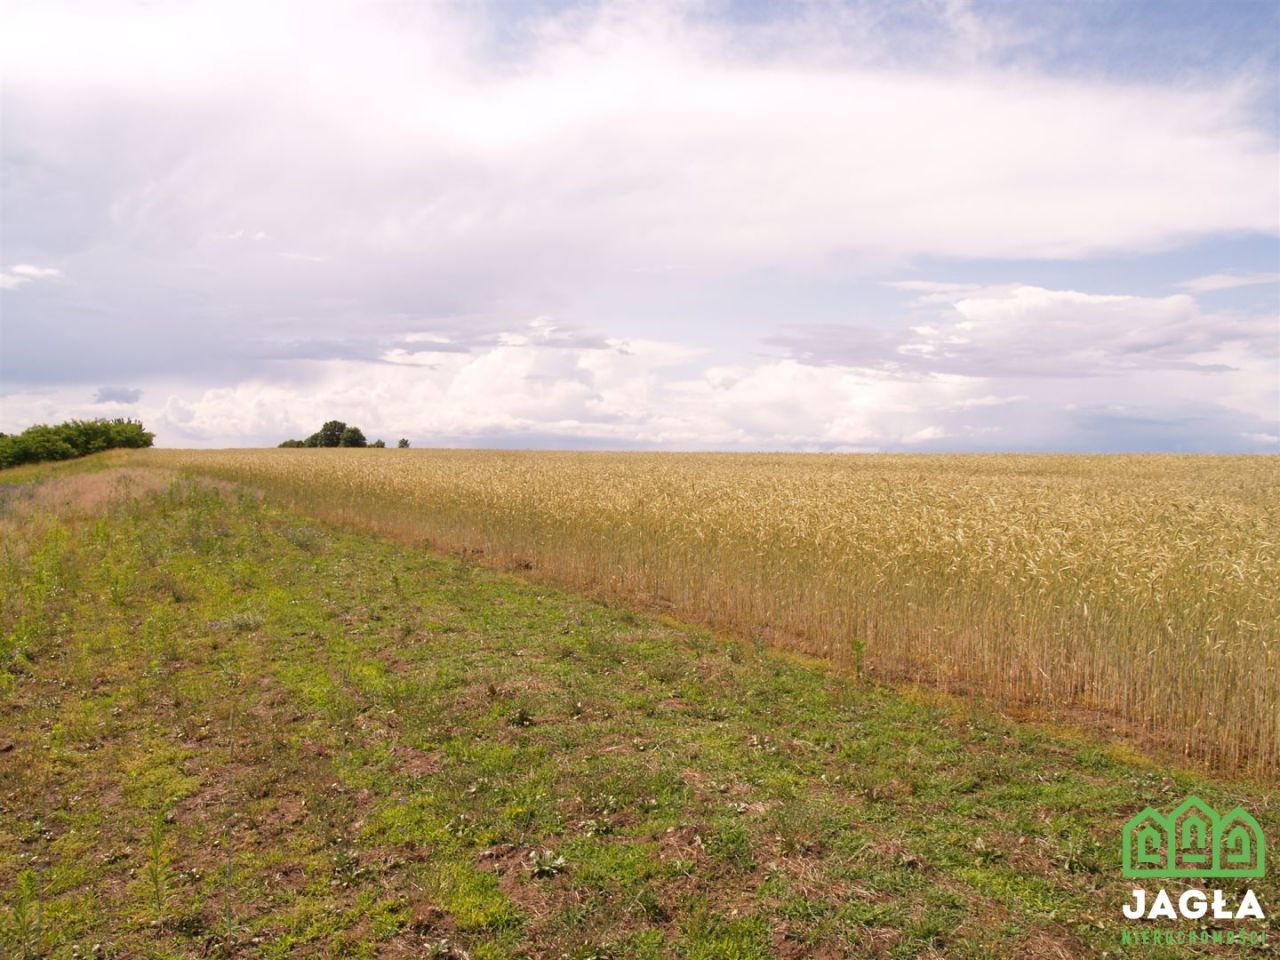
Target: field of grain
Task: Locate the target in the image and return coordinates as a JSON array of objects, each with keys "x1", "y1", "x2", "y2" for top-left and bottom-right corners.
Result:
[
  {"x1": 3, "y1": 462, "x2": 1275, "y2": 957},
  {"x1": 130, "y1": 450, "x2": 1280, "y2": 777}
]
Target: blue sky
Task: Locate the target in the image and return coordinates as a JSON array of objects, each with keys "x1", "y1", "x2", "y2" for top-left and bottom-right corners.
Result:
[{"x1": 1, "y1": 0, "x2": 1277, "y2": 451}]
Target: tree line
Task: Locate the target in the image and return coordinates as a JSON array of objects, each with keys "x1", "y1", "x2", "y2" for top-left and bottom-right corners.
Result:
[
  {"x1": 0, "y1": 418, "x2": 155, "y2": 469},
  {"x1": 279, "y1": 420, "x2": 409, "y2": 449},
  {"x1": 0, "y1": 416, "x2": 409, "y2": 470}
]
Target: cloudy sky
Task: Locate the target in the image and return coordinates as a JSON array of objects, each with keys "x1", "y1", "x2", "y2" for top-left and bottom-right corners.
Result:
[{"x1": 2, "y1": 0, "x2": 1277, "y2": 451}]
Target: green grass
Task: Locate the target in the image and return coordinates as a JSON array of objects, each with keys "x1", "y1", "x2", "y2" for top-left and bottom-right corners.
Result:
[{"x1": 0, "y1": 465, "x2": 1275, "y2": 958}]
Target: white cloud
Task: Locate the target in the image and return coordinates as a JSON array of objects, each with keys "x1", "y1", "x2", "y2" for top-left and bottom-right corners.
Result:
[
  {"x1": 775, "y1": 282, "x2": 1276, "y2": 382},
  {"x1": 0, "y1": 263, "x2": 60, "y2": 289},
  {"x1": 883, "y1": 280, "x2": 985, "y2": 305},
  {"x1": 2, "y1": 0, "x2": 1275, "y2": 286},
  {"x1": 86, "y1": 287, "x2": 1262, "y2": 450},
  {"x1": 1177, "y1": 272, "x2": 1280, "y2": 293},
  {"x1": 10, "y1": 264, "x2": 61, "y2": 279},
  {"x1": 890, "y1": 284, "x2": 1276, "y2": 377},
  {"x1": 0, "y1": 316, "x2": 982, "y2": 449},
  {"x1": 946, "y1": 393, "x2": 1026, "y2": 410},
  {"x1": 2, "y1": 294, "x2": 1275, "y2": 452},
  {"x1": 905, "y1": 425, "x2": 945, "y2": 443},
  {"x1": 768, "y1": 281, "x2": 1279, "y2": 447},
  {"x1": 151, "y1": 344, "x2": 978, "y2": 450}
]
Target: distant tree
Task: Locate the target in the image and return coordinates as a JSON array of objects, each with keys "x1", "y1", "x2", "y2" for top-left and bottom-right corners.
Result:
[
  {"x1": 371, "y1": 439, "x2": 386, "y2": 448},
  {"x1": 306, "y1": 420, "x2": 348, "y2": 448},
  {"x1": 279, "y1": 420, "x2": 380, "y2": 449},
  {"x1": 397, "y1": 438, "x2": 410, "y2": 449}
]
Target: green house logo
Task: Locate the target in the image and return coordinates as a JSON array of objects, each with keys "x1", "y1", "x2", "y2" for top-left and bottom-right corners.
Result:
[{"x1": 1123, "y1": 796, "x2": 1265, "y2": 879}]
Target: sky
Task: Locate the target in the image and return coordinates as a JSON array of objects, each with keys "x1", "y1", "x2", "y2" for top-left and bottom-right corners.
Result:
[{"x1": 1, "y1": 0, "x2": 1278, "y2": 452}]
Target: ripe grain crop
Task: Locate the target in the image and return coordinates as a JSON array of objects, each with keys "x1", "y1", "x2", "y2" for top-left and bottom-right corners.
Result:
[{"x1": 131, "y1": 450, "x2": 1280, "y2": 776}]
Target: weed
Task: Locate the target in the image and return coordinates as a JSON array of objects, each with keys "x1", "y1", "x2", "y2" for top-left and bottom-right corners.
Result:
[
  {"x1": 506, "y1": 706, "x2": 534, "y2": 728},
  {"x1": 9, "y1": 869, "x2": 42, "y2": 960},
  {"x1": 528, "y1": 849, "x2": 567, "y2": 878},
  {"x1": 144, "y1": 810, "x2": 171, "y2": 923},
  {"x1": 212, "y1": 611, "x2": 263, "y2": 633}
]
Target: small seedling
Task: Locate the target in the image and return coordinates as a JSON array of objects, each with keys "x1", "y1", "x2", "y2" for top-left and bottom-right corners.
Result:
[
  {"x1": 220, "y1": 816, "x2": 238, "y2": 943},
  {"x1": 11, "y1": 869, "x2": 42, "y2": 960},
  {"x1": 145, "y1": 810, "x2": 170, "y2": 923}
]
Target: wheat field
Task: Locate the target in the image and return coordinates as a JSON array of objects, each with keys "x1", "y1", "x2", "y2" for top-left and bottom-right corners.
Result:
[{"x1": 130, "y1": 449, "x2": 1280, "y2": 777}]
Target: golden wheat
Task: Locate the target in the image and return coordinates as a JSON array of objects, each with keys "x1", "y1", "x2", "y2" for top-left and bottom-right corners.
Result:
[{"x1": 128, "y1": 449, "x2": 1280, "y2": 776}]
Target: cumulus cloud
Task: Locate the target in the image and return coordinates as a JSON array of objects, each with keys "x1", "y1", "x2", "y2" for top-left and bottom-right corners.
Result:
[
  {"x1": 0, "y1": 315, "x2": 971, "y2": 449},
  {"x1": 139, "y1": 351, "x2": 969, "y2": 451},
  {"x1": 778, "y1": 283, "x2": 1276, "y2": 378},
  {"x1": 903, "y1": 285, "x2": 1273, "y2": 376},
  {"x1": 1, "y1": 298, "x2": 1275, "y2": 451},
  {"x1": 769, "y1": 281, "x2": 1279, "y2": 449}
]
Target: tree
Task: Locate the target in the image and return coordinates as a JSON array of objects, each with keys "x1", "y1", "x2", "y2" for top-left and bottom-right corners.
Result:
[
  {"x1": 306, "y1": 420, "x2": 348, "y2": 448},
  {"x1": 278, "y1": 420, "x2": 378, "y2": 449},
  {"x1": 397, "y1": 438, "x2": 410, "y2": 449},
  {"x1": 371, "y1": 439, "x2": 386, "y2": 448}
]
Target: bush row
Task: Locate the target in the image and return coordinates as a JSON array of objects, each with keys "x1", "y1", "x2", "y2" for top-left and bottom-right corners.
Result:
[{"x1": 0, "y1": 418, "x2": 155, "y2": 469}]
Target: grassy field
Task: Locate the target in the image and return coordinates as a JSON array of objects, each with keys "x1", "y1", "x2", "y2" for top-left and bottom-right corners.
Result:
[
  {"x1": 129, "y1": 449, "x2": 1280, "y2": 776},
  {"x1": 1, "y1": 461, "x2": 1275, "y2": 958}
]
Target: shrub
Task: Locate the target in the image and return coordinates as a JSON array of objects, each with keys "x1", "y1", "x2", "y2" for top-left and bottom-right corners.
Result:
[{"x1": 0, "y1": 418, "x2": 154, "y2": 469}]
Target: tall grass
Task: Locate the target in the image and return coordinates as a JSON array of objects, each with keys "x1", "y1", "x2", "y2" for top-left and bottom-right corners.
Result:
[
  {"x1": 132, "y1": 450, "x2": 1280, "y2": 776},
  {"x1": 0, "y1": 468, "x2": 176, "y2": 685}
]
